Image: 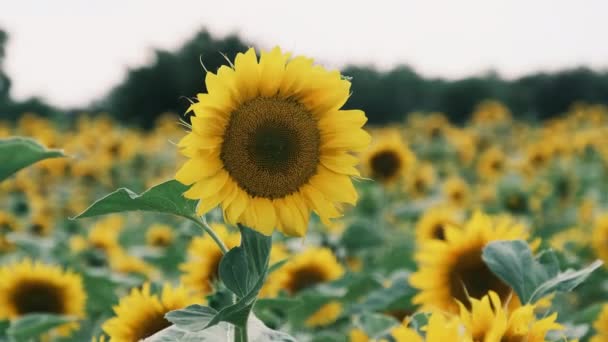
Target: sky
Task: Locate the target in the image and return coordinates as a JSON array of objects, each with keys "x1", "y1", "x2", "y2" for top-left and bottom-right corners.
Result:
[{"x1": 1, "y1": 0, "x2": 608, "y2": 108}]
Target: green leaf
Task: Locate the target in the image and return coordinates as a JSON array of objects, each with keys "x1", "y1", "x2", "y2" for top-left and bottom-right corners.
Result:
[
  {"x1": 165, "y1": 305, "x2": 218, "y2": 331},
  {"x1": 7, "y1": 314, "x2": 75, "y2": 341},
  {"x1": 357, "y1": 312, "x2": 399, "y2": 339},
  {"x1": 73, "y1": 180, "x2": 197, "y2": 219},
  {"x1": 0, "y1": 137, "x2": 65, "y2": 182},
  {"x1": 178, "y1": 225, "x2": 272, "y2": 331},
  {"x1": 340, "y1": 219, "x2": 384, "y2": 251},
  {"x1": 482, "y1": 240, "x2": 603, "y2": 304}
]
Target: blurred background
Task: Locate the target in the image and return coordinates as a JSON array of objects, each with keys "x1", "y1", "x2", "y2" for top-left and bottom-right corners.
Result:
[{"x1": 1, "y1": 0, "x2": 608, "y2": 127}]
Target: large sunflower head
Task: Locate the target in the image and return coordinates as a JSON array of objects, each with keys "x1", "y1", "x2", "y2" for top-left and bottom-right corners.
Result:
[
  {"x1": 269, "y1": 247, "x2": 344, "y2": 296},
  {"x1": 175, "y1": 47, "x2": 370, "y2": 236},
  {"x1": 362, "y1": 130, "x2": 415, "y2": 185},
  {"x1": 0, "y1": 259, "x2": 86, "y2": 334},
  {"x1": 458, "y1": 291, "x2": 562, "y2": 342},
  {"x1": 102, "y1": 283, "x2": 199, "y2": 342},
  {"x1": 180, "y1": 224, "x2": 241, "y2": 295},
  {"x1": 410, "y1": 211, "x2": 530, "y2": 313}
]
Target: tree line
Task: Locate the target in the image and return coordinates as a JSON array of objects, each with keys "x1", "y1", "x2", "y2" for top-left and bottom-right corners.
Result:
[{"x1": 1, "y1": 28, "x2": 608, "y2": 127}]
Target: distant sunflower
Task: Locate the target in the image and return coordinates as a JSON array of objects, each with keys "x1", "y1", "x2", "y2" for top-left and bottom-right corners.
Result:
[
  {"x1": 180, "y1": 224, "x2": 241, "y2": 294},
  {"x1": 477, "y1": 147, "x2": 506, "y2": 181},
  {"x1": 591, "y1": 214, "x2": 608, "y2": 265},
  {"x1": 406, "y1": 163, "x2": 436, "y2": 198},
  {"x1": 0, "y1": 259, "x2": 86, "y2": 335},
  {"x1": 102, "y1": 283, "x2": 199, "y2": 342},
  {"x1": 146, "y1": 224, "x2": 174, "y2": 248},
  {"x1": 592, "y1": 304, "x2": 608, "y2": 342},
  {"x1": 410, "y1": 211, "x2": 530, "y2": 313},
  {"x1": 0, "y1": 211, "x2": 19, "y2": 251},
  {"x1": 176, "y1": 47, "x2": 370, "y2": 236},
  {"x1": 415, "y1": 206, "x2": 461, "y2": 243},
  {"x1": 458, "y1": 291, "x2": 562, "y2": 342},
  {"x1": 443, "y1": 176, "x2": 470, "y2": 208},
  {"x1": 305, "y1": 300, "x2": 342, "y2": 327},
  {"x1": 269, "y1": 247, "x2": 344, "y2": 295},
  {"x1": 390, "y1": 312, "x2": 461, "y2": 342},
  {"x1": 363, "y1": 131, "x2": 415, "y2": 185}
]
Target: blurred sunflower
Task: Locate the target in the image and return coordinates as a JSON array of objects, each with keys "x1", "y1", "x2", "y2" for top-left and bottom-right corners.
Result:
[
  {"x1": 180, "y1": 224, "x2": 240, "y2": 294},
  {"x1": 363, "y1": 131, "x2": 415, "y2": 185},
  {"x1": 176, "y1": 47, "x2": 370, "y2": 236},
  {"x1": 0, "y1": 211, "x2": 19, "y2": 252},
  {"x1": 390, "y1": 312, "x2": 460, "y2": 342},
  {"x1": 415, "y1": 206, "x2": 461, "y2": 243},
  {"x1": 410, "y1": 212, "x2": 530, "y2": 313},
  {"x1": 146, "y1": 224, "x2": 174, "y2": 248},
  {"x1": 305, "y1": 300, "x2": 342, "y2": 327},
  {"x1": 592, "y1": 304, "x2": 608, "y2": 342},
  {"x1": 102, "y1": 283, "x2": 199, "y2": 341},
  {"x1": 477, "y1": 147, "x2": 506, "y2": 181},
  {"x1": 406, "y1": 163, "x2": 436, "y2": 198},
  {"x1": 443, "y1": 176, "x2": 470, "y2": 208},
  {"x1": 458, "y1": 291, "x2": 562, "y2": 342},
  {"x1": 0, "y1": 259, "x2": 86, "y2": 335},
  {"x1": 591, "y1": 214, "x2": 608, "y2": 265},
  {"x1": 269, "y1": 247, "x2": 343, "y2": 295}
]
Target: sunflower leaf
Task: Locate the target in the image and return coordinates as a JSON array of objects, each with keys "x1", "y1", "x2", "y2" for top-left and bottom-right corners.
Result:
[
  {"x1": 165, "y1": 305, "x2": 218, "y2": 331},
  {"x1": 357, "y1": 312, "x2": 399, "y2": 339},
  {"x1": 7, "y1": 314, "x2": 75, "y2": 341},
  {"x1": 0, "y1": 137, "x2": 65, "y2": 182},
  {"x1": 72, "y1": 180, "x2": 197, "y2": 220},
  {"x1": 482, "y1": 240, "x2": 603, "y2": 304}
]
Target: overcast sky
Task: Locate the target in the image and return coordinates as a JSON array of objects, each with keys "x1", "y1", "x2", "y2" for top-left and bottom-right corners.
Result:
[{"x1": 1, "y1": 0, "x2": 608, "y2": 108}]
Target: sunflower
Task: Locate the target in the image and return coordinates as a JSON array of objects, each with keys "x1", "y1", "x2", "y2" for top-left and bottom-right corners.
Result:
[
  {"x1": 477, "y1": 147, "x2": 506, "y2": 181},
  {"x1": 268, "y1": 247, "x2": 344, "y2": 295},
  {"x1": 415, "y1": 206, "x2": 461, "y2": 243},
  {"x1": 591, "y1": 304, "x2": 608, "y2": 342},
  {"x1": 410, "y1": 211, "x2": 530, "y2": 313},
  {"x1": 390, "y1": 312, "x2": 460, "y2": 342},
  {"x1": 88, "y1": 215, "x2": 124, "y2": 254},
  {"x1": 305, "y1": 300, "x2": 342, "y2": 327},
  {"x1": 146, "y1": 224, "x2": 174, "y2": 248},
  {"x1": 363, "y1": 130, "x2": 415, "y2": 185},
  {"x1": 591, "y1": 214, "x2": 608, "y2": 266},
  {"x1": 175, "y1": 47, "x2": 370, "y2": 236},
  {"x1": 102, "y1": 283, "x2": 199, "y2": 342},
  {"x1": 0, "y1": 259, "x2": 86, "y2": 335},
  {"x1": 180, "y1": 224, "x2": 241, "y2": 294},
  {"x1": 0, "y1": 211, "x2": 19, "y2": 252},
  {"x1": 457, "y1": 291, "x2": 562, "y2": 342},
  {"x1": 472, "y1": 100, "x2": 512, "y2": 126},
  {"x1": 443, "y1": 176, "x2": 470, "y2": 208},
  {"x1": 406, "y1": 163, "x2": 436, "y2": 198}
]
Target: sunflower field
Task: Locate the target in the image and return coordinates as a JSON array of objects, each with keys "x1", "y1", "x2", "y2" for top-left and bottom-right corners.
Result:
[{"x1": 1, "y1": 48, "x2": 608, "y2": 342}]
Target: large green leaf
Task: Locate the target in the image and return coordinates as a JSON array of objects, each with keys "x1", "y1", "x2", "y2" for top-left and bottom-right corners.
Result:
[
  {"x1": 73, "y1": 180, "x2": 197, "y2": 219},
  {"x1": 0, "y1": 137, "x2": 65, "y2": 181},
  {"x1": 7, "y1": 314, "x2": 75, "y2": 341},
  {"x1": 166, "y1": 225, "x2": 272, "y2": 331},
  {"x1": 482, "y1": 240, "x2": 603, "y2": 304}
]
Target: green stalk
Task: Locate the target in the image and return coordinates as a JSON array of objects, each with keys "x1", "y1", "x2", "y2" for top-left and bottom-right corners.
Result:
[{"x1": 189, "y1": 215, "x2": 229, "y2": 254}]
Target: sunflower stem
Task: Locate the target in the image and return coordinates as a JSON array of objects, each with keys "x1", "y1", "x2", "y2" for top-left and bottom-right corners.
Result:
[{"x1": 191, "y1": 215, "x2": 229, "y2": 254}]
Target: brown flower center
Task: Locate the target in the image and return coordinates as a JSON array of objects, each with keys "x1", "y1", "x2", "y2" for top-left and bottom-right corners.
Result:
[{"x1": 220, "y1": 97, "x2": 320, "y2": 199}]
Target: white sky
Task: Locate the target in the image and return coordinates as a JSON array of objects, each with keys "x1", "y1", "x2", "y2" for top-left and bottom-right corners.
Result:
[{"x1": 1, "y1": 0, "x2": 608, "y2": 108}]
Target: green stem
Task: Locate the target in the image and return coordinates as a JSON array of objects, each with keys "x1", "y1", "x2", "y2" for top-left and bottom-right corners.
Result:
[
  {"x1": 236, "y1": 324, "x2": 248, "y2": 342},
  {"x1": 189, "y1": 215, "x2": 229, "y2": 254}
]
